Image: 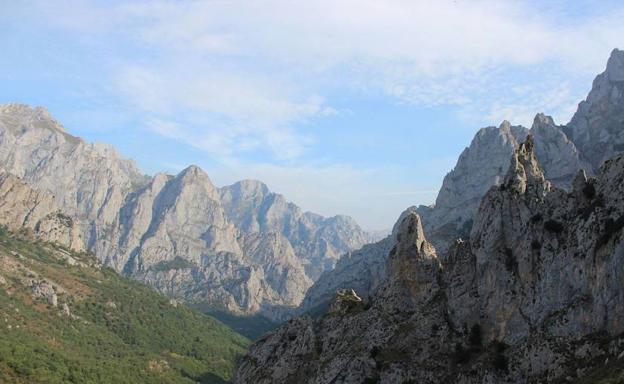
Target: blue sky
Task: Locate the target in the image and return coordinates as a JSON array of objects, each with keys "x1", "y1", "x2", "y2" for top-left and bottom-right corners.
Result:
[{"x1": 1, "y1": 0, "x2": 623, "y2": 230}]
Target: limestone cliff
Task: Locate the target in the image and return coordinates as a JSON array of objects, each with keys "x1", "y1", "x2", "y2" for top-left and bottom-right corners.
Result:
[
  {"x1": 300, "y1": 50, "x2": 624, "y2": 316},
  {"x1": 235, "y1": 139, "x2": 624, "y2": 383},
  {"x1": 0, "y1": 171, "x2": 83, "y2": 250}
]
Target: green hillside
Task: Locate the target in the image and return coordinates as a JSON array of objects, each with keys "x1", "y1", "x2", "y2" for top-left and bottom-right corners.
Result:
[{"x1": 0, "y1": 227, "x2": 250, "y2": 384}]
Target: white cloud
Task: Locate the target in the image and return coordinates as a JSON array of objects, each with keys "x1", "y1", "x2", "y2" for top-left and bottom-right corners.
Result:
[
  {"x1": 114, "y1": 65, "x2": 321, "y2": 160},
  {"x1": 17, "y1": 0, "x2": 624, "y2": 227},
  {"x1": 37, "y1": 0, "x2": 624, "y2": 141}
]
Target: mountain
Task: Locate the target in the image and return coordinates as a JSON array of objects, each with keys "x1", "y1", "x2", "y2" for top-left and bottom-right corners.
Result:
[
  {"x1": 218, "y1": 179, "x2": 373, "y2": 280},
  {"x1": 566, "y1": 48, "x2": 624, "y2": 170},
  {"x1": 0, "y1": 103, "x2": 371, "y2": 319},
  {"x1": 419, "y1": 49, "x2": 624, "y2": 254},
  {"x1": 0, "y1": 225, "x2": 249, "y2": 383},
  {"x1": 235, "y1": 137, "x2": 624, "y2": 383},
  {"x1": 295, "y1": 49, "x2": 624, "y2": 316},
  {"x1": 417, "y1": 121, "x2": 529, "y2": 252}
]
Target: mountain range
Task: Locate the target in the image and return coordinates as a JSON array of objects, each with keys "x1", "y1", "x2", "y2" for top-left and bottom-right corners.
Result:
[
  {"x1": 0, "y1": 103, "x2": 374, "y2": 320},
  {"x1": 235, "y1": 49, "x2": 624, "y2": 383},
  {"x1": 1, "y1": 41, "x2": 624, "y2": 384},
  {"x1": 297, "y1": 48, "x2": 624, "y2": 317}
]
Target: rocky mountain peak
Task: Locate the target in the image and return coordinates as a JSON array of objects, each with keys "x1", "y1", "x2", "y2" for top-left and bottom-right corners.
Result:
[
  {"x1": 173, "y1": 165, "x2": 219, "y2": 198},
  {"x1": 0, "y1": 104, "x2": 374, "y2": 318},
  {"x1": 0, "y1": 103, "x2": 53, "y2": 120},
  {"x1": 0, "y1": 103, "x2": 69, "y2": 136},
  {"x1": 393, "y1": 211, "x2": 427, "y2": 253},
  {"x1": 606, "y1": 48, "x2": 624, "y2": 82},
  {"x1": 498, "y1": 119, "x2": 512, "y2": 132},
  {"x1": 416, "y1": 122, "x2": 529, "y2": 253},
  {"x1": 566, "y1": 48, "x2": 624, "y2": 170},
  {"x1": 178, "y1": 164, "x2": 208, "y2": 180},
  {"x1": 228, "y1": 179, "x2": 270, "y2": 198},
  {"x1": 378, "y1": 212, "x2": 439, "y2": 310},
  {"x1": 391, "y1": 206, "x2": 418, "y2": 236},
  {"x1": 504, "y1": 135, "x2": 551, "y2": 196},
  {"x1": 532, "y1": 112, "x2": 555, "y2": 128}
]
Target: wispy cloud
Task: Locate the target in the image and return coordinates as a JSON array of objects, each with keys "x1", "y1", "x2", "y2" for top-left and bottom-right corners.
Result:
[
  {"x1": 31, "y1": 0, "x2": 624, "y2": 158},
  {"x1": 7, "y1": 0, "x2": 624, "y2": 227},
  {"x1": 114, "y1": 65, "x2": 322, "y2": 160}
]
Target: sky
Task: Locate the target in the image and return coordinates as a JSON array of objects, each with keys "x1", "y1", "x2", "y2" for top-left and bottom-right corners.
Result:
[{"x1": 1, "y1": 0, "x2": 623, "y2": 230}]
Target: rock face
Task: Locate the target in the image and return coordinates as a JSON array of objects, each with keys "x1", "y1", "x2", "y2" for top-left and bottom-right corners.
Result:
[
  {"x1": 284, "y1": 50, "x2": 624, "y2": 324},
  {"x1": 417, "y1": 121, "x2": 529, "y2": 253},
  {"x1": 566, "y1": 48, "x2": 624, "y2": 170},
  {"x1": 0, "y1": 103, "x2": 370, "y2": 318},
  {"x1": 297, "y1": 207, "x2": 416, "y2": 315},
  {"x1": 219, "y1": 180, "x2": 372, "y2": 280},
  {"x1": 235, "y1": 140, "x2": 624, "y2": 383},
  {"x1": 417, "y1": 49, "x2": 624, "y2": 254},
  {"x1": 0, "y1": 171, "x2": 83, "y2": 250}
]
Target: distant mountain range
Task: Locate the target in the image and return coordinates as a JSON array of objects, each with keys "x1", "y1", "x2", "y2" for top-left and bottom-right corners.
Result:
[{"x1": 0, "y1": 103, "x2": 375, "y2": 320}]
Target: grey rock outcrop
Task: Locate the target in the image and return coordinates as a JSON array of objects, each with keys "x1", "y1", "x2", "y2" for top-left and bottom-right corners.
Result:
[
  {"x1": 417, "y1": 121, "x2": 529, "y2": 253},
  {"x1": 566, "y1": 48, "x2": 624, "y2": 170},
  {"x1": 531, "y1": 113, "x2": 589, "y2": 188},
  {"x1": 297, "y1": 206, "x2": 417, "y2": 315},
  {"x1": 235, "y1": 140, "x2": 624, "y2": 383},
  {"x1": 295, "y1": 50, "x2": 624, "y2": 326},
  {"x1": 0, "y1": 171, "x2": 83, "y2": 250}
]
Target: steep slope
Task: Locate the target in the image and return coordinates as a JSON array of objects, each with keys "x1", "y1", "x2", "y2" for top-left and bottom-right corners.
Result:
[
  {"x1": 0, "y1": 227, "x2": 249, "y2": 384},
  {"x1": 0, "y1": 103, "x2": 149, "y2": 249},
  {"x1": 0, "y1": 104, "x2": 369, "y2": 318},
  {"x1": 566, "y1": 48, "x2": 624, "y2": 170},
  {"x1": 293, "y1": 50, "x2": 623, "y2": 323},
  {"x1": 235, "y1": 139, "x2": 624, "y2": 383},
  {"x1": 417, "y1": 49, "x2": 623, "y2": 254},
  {"x1": 297, "y1": 207, "x2": 417, "y2": 315},
  {"x1": 416, "y1": 121, "x2": 529, "y2": 252}
]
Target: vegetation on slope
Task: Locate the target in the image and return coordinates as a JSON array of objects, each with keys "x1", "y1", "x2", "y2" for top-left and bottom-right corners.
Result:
[
  {"x1": 195, "y1": 306, "x2": 279, "y2": 341},
  {"x1": 0, "y1": 227, "x2": 250, "y2": 384}
]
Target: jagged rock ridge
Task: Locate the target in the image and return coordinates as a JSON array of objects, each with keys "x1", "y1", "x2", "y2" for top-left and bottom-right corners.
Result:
[
  {"x1": 235, "y1": 138, "x2": 624, "y2": 383},
  {"x1": 297, "y1": 49, "x2": 624, "y2": 316},
  {"x1": 419, "y1": 49, "x2": 623, "y2": 254}
]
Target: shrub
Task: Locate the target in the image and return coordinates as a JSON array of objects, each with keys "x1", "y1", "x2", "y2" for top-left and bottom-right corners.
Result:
[
  {"x1": 491, "y1": 341, "x2": 509, "y2": 372},
  {"x1": 469, "y1": 324, "x2": 482, "y2": 349},
  {"x1": 582, "y1": 182, "x2": 596, "y2": 199},
  {"x1": 453, "y1": 343, "x2": 470, "y2": 364},
  {"x1": 504, "y1": 248, "x2": 517, "y2": 274},
  {"x1": 544, "y1": 219, "x2": 564, "y2": 233},
  {"x1": 151, "y1": 257, "x2": 194, "y2": 272}
]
